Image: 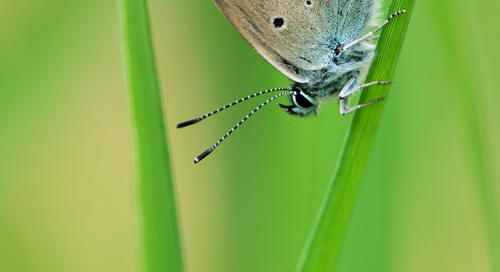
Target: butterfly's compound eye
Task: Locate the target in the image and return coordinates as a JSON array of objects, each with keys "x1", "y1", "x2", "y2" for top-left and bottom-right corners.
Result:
[
  {"x1": 279, "y1": 88, "x2": 318, "y2": 117},
  {"x1": 293, "y1": 91, "x2": 314, "y2": 109}
]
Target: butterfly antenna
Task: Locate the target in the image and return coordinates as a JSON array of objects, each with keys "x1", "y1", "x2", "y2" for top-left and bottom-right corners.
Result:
[
  {"x1": 194, "y1": 90, "x2": 295, "y2": 164},
  {"x1": 177, "y1": 87, "x2": 292, "y2": 128}
]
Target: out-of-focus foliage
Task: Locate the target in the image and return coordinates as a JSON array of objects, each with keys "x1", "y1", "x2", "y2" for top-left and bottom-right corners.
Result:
[{"x1": 0, "y1": 0, "x2": 498, "y2": 271}]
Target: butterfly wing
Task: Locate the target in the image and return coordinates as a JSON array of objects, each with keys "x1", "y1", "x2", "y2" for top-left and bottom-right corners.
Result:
[{"x1": 211, "y1": 0, "x2": 378, "y2": 83}]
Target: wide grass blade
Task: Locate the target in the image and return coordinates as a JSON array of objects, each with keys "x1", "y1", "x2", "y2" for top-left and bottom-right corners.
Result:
[{"x1": 430, "y1": 1, "x2": 500, "y2": 270}]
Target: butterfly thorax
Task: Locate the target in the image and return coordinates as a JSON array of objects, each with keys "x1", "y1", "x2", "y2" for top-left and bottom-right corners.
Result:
[{"x1": 279, "y1": 42, "x2": 375, "y2": 117}]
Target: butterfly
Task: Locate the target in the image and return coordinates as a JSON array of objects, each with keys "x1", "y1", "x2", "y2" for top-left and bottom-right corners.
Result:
[{"x1": 178, "y1": 0, "x2": 405, "y2": 163}]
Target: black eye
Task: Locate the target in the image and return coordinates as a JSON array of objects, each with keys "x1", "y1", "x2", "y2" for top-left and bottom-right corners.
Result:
[
  {"x1": 306, "y1": 0, "x2": 313, "y2": 6},
  {"x1": 295, "y1": 92, "x2": 314, "y2": 108}
]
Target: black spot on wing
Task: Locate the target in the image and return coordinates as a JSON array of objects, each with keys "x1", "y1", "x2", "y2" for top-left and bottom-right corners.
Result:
[{"x1": 273, "y1": 17, "x2": 284, "y2": 28}]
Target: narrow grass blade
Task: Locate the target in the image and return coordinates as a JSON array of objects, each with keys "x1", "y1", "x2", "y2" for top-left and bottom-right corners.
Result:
[
  {"x1": 118, "y1": 0, "x2": 184, "y2": 271},
  {"x1": 296, "y1": 1, "x2": 415, "y2": 271}
]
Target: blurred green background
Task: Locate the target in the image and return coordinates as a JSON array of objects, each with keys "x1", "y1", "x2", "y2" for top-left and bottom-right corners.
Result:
[{"x1": 1, "y1": 0, "x2": 499, "y2": 271}]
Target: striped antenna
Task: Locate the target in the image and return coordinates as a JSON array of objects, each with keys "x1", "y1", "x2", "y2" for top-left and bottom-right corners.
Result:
[
  {"x1": 181, "y1": 89, "x2": 295, "y2": 164},
  {"x1": 177, "y1": 87, "x2": 292, "y2": 128}
]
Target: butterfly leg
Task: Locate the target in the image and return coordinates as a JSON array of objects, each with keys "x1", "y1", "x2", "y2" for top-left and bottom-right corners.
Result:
[
  {"x1": 340, "y1": 97, "x2": 385, "y2": 115},
  {"x1": 358, "y1": 80, "x2": 393, "y2": 89},
  {"x1": 342, "y1": 9, "x2": 406, "y2": 51},
  {"x1": 366, "y1": 35, "x2": 380, "y2": 42},
  {"x1": 339, "y1": 80, "x2": 393, "y2": 115}
]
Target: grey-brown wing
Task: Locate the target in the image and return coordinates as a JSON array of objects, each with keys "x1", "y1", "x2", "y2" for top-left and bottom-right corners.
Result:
[{"x1": 211, "y1": 0, "x2": 377, "y2": 83}]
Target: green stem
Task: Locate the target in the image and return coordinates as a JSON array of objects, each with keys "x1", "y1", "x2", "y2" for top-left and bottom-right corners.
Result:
[
  {"x1": 296, "y1": 1, "x2": 415, "y2": 271},
  {"x1": 118, "y1": 0, "x2": 183, "y2": 271}
]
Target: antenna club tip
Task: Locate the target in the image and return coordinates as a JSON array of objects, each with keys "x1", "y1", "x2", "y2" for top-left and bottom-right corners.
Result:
[
  {"x1": 177, "y1": 119, "x2": 199, "y2": 128},
  {"x1": 194, "y1": 147, "x2": 215, "y2": 164}
]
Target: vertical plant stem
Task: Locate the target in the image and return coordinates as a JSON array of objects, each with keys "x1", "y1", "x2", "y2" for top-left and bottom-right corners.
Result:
[
  {"x1": 296, "y1": 1, "x2": 415, "y2": 271},
  {"x1": 118, "y1": 0, "x2": 184, "y2": 271}
]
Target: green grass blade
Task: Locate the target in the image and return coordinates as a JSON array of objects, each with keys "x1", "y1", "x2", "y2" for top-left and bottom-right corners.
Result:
[
  {"x1": 118, "y1": 0, "x2": 184, "y2": 271},
  {"x1": 296, "y1": 1, "x2": 415, "y2": 271}
]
